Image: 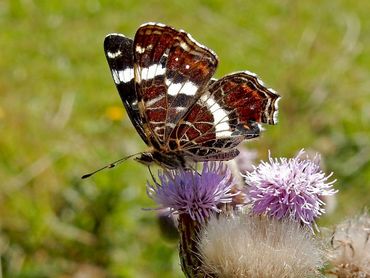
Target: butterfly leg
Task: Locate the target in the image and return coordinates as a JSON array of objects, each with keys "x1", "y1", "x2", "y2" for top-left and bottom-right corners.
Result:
[{"x1": 147, "y1": 165, "x2": 161, "y2": 186}]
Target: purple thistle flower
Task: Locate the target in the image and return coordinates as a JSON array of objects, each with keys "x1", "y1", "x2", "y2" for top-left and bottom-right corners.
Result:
[
  {"x1": 244, "y1": 150, "x2": 337, "y2": 226},
  {"x1": 147, "y1": 162, "x2": 236, "y2": 223}
]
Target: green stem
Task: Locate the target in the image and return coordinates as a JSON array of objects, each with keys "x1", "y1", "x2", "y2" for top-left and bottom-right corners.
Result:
[{"x1": 178, "y1": 214, "x2": 215, "y2": 278}]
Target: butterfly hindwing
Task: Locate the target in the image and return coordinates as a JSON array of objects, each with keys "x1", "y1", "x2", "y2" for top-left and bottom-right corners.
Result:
[
  {"x1": 207, "y1": 71, "x2": 280, "y2": 125},
  {"x1": 169, "y1": 71, "x2": 280, "y2": 161}
]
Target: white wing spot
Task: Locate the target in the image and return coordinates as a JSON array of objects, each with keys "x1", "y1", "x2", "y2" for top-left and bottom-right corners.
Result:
[
  {"x1": 165, "y1": 78, "x2": 171, "y2": 86},
  {"x1": 201, "y1": 95, "x2": 232, "y2": 137},
  {"x1": 273, "y1": 97, "x2": 281, "y2": 123},
  {"x1": 136, "y1": 45, "x2": 146, "y2": 54},
  {"x1": 112, "y1": 69, "x2": 120, "y2": 84},
  {"x1": 168, "y1": 83, "x2": 182, "y2": 96},
  {"x1": 141, "y1": 64, "x2": 166, "y2": 80},
  {"x1": 107, "y1": 50, "x2": 122, "y2": 58},
  {"x1": 176, "y1": 107, "x2": 187, "y2": 112},
  {"x1": 122, "y1": 68, "x2": 134, "y2": 82},
  {"x1": 141, "y1": 22, "x2": 166, "y2": 28},
  {"x1": 180, "y1": 41, "x2": 190, "y2": 51},
  {"x1": 167, "y1": 81, "x2": 198, "y2": 97},
  {"x1": 181, "y1": 82, "x2": 198, "y2": 96},
  {"x1": 185, "y1": 64, "x2": 190, "y2": 69},
  {"x1": 111, "y1": 68, "x2": 134, "y2": 84},
  {"x1": 244, "y1": 70, "x2": 258, "y2": 78}
]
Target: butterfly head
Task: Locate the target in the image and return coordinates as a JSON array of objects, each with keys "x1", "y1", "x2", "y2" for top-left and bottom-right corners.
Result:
[
  {"x1": 135, "y1": 152, "x2": 155, "y2": 166},
  {"x1": 135, "y1": 151, "x2": 189, "y2": 170}
]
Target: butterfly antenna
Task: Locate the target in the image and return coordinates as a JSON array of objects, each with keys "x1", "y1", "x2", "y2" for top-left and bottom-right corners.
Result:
[{"x1": 81, "y1": 153, "x2": 141, "y2": 179}]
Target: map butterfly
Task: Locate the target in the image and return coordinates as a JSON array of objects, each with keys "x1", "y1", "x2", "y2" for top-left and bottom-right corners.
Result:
[{"x1": 102, "y1": 23, "x2": 280, "y2": 170}]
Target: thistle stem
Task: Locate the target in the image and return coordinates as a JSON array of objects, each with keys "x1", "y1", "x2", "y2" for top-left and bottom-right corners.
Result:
[{"x1": 178, "y1": 214, "x2": 215, "y2": 278}]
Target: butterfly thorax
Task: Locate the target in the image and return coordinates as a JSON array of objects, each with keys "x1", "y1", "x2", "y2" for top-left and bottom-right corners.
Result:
[{"x1": 135, "y1": 150, "x2": 188, "y2": 169}]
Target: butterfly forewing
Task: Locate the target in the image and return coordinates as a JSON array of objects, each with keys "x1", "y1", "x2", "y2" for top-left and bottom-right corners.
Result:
[
  {"x1": 104, "y1": 34, "x2": 149, "y2": 144},
  {"x1": 133, "y1": 23, "x2": 218, "y2": 147}
]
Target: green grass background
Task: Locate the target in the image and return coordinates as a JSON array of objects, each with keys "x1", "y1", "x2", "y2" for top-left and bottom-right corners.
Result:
[{"x1": 0, "y1": 0, "x2": 369, "y2": 277}]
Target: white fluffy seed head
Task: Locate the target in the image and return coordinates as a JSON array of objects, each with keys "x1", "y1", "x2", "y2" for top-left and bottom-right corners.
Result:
[
  {"x1": 198, "y1": 214, "x2": 324, "y2": 278},
  {"x1": 325, "y1": 212, "x2": 370, "y2": 277}
]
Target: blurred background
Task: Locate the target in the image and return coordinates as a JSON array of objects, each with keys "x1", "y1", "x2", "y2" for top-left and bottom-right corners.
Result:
[{"x1": 0, "y1": 0, "x2": 369, "y2": 277}]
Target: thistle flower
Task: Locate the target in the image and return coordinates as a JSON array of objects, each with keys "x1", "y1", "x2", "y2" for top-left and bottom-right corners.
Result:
[
  {"x1": 325, "y1": 212, "x2": 370, "y2": 277},
  {"x1": 147, "y1": 162, "x2": 236, "y2": 223},
  {"x1": 244, "y1": 150, "x2": 337, "y2": 226},
  {"x1": 198, "y1": 214, "x2": 324, "y2": 277}
]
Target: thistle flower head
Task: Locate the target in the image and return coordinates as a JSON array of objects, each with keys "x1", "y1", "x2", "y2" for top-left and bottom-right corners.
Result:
[
  {"x1": 326, "y1": 212, "x2": 370, "y2": 277},
  {"x1": 198, "y1": 214, "x2": 324, "y2": 277},
  {"x1": 147, "y1": 162, "x2": 236, "y2": 223},
  {"x1": 244, "y1": 150, "x2": 337, "y2": 226}
]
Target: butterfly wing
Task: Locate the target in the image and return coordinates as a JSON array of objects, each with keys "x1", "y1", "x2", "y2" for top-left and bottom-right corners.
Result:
[
  {"x1": 132, "y1": 23, "x2": 218, "y2": 149},
  {"x1": 206, "y1": 71, "x2": 280, "y2": 125},
  {"x1": 170, "y1": 71, "x2": 280, "y2": 161},
  {"x1": 104, "y1": 24, "x2": 280, "y2": 168},
  {"x1": 104, "y1": 34, "x2": 149, "y2": 144}
]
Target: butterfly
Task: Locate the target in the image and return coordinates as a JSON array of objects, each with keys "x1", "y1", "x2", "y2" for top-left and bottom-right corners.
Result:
[{"x1": 103, "y1": 23, "x2": 280, "y2": 170}]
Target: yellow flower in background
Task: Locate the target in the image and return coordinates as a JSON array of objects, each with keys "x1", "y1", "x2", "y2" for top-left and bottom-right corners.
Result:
[{"x1": 105, "y1": 105, "x2": 124, "y2": 121}]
